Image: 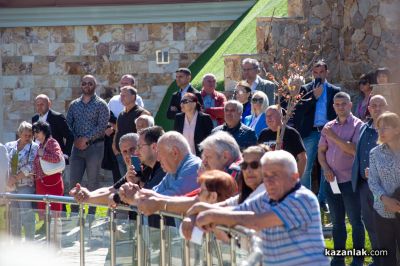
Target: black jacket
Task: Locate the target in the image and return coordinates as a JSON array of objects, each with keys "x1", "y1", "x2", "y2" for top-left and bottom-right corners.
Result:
[
  {"x1": 166, "y1": 85, "x2": 203, "y2": 119},
  {"x1": 32, "y1": 109, "x2": 74, "y2": 157},
  {"x1": 293, "y1": 81, "x2": 340, "y2": 138},
  {"x1": 174, "y1": 111, "x2": 213, "y2": 156}
]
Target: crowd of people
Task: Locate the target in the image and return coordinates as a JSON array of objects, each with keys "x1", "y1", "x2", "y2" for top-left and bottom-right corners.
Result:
[{"x1": 0, "y1": 57, "x2": 399, "y2": 266}]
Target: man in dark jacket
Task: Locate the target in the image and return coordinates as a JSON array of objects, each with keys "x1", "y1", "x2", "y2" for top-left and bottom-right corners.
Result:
[
  {"x1": 292, "y1": 60, "x2": 340, "y2": 207},
  {"x1": 166, "y1": 68, "x2": 203, "y2": 119}
]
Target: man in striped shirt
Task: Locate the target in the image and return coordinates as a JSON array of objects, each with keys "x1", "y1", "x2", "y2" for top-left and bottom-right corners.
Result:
[{"x1": 194, "y1": 150, "x2": 329, "y2": 266}]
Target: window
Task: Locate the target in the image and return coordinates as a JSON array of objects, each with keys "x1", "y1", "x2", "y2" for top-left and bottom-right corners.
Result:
[{"x1": 156, "y1": 49, "x2": 169, "y2": 64}]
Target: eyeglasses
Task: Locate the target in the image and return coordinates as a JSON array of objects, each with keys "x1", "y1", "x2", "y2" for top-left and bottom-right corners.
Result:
[
  {"x1": 181, "y1": 99, "x2": 194, "y2": 104},
  {"x1": 235, "y1": 90, "x2": 247, "y2": 95},
  {"x1": 240, "y1": 161, "x2": 260, "y2": 170},
  {"x1": 81, "y1": 81, "x2": 94, "y2": 87},
  {"x1": 137, "y1": 143, "x2": 151, "y2": 150},
  {"x1": 33, "y1": 129, "x2": 40, "y2": 133},
  {"x1": 252, "y1": 98, "x2": 263, "y2": 104}
]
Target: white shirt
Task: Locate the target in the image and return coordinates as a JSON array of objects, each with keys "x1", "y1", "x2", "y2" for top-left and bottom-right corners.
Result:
[
  {"x1": 38, "y1": 111, "x2": 49, "y2": 122},
  {"x1": 182, "y1": 111, "x2": 198, "y2": 154},
  {"x1": 224, "y1": 183, "x2": 265, "y2": 207},
  {"x1": 180, "y1": 84, "x2": 191, "y2": 98},
  {"x1": 108, "y1": 94, "x2": 144, "y2": 117},
  {"x1": 250, "y1": 75, "x2": 262, "y2": 92}
]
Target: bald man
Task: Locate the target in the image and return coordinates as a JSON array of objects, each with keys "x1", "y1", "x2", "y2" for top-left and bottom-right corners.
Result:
[{"x1": 32, "y1": 94, "x2": 74, "y2": 160}]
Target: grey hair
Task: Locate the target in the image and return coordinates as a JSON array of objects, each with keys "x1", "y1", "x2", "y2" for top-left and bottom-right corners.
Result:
[
  {"x1": 242, "y1": 58, "x2": 260, "y2": 70},
  {"x1": 158, "y1": 131, "x2": 190, "y2": 154},
  {"x1": 202, "y1": 73, "x2": 217, "y2": 81},
  {"x1": 251, "y1": 90, "x2": 269, "y2": 115},
  {"x1": 333, "y1": 91, "x2": 351, "y2": 102},
  {"x1": 199, "y1": 131, "x2": 241, "y2": 161},
  {"x1": 261, "y1": 150, "x2": 297, "y2": 175},
  {"x1": 135, "y1": 114, "x2": 154, "y2": 127},
  {"x1": 18, "y1": 121, "x2": 32, "y2": 134},
  {"x1": 119, "y1": 133, "x2": 139, "y2": 148},
  {"x1": 225, "y1": 100, "x2": 243, "y2": 114}
]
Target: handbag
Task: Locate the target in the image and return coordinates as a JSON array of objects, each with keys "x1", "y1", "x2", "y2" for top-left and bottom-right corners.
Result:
[{"x1": 39, "y1": 140, "x2": 65, "y2": 176}]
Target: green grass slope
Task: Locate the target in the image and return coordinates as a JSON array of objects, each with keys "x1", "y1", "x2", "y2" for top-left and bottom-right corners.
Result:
[{"x1": 155, "y1": 0, "x2": 288, "y2": 130}]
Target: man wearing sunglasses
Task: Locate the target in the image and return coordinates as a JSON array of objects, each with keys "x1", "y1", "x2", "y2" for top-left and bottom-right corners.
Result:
[
  {"x1": 66, "y1": 74, "x2": 109, "y2": 215},
  {"x1": 258, "y1": 105, "x2": 307, "y2": 176}
]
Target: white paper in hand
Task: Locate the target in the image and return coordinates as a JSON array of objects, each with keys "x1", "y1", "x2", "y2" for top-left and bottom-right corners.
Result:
[
  {"x1": 330, "y1": 177, "x2": 341, "y2": 194},
  {"x1": 179, "y1": 224, "x2": 204, "y2": 245}
]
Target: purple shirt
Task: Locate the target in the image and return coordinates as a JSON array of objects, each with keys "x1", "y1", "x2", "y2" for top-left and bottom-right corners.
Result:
[{"x1": 319, "y1": 114, "x2": 363, "y2": 183}]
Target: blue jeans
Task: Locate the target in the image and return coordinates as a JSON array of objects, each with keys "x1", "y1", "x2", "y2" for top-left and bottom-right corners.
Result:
[
  {"x1": 10, "y1": 185, "x2": 36, "y2": 240},
  {"x1": 301, "y1": 131, "x2": 326, "y2": 203},
  {"x1": 116, "y1": 153, "x2": 127, "y2": 177},
  {"x1": 325, "y1": 181, "x2": 365, "y2": 266}
]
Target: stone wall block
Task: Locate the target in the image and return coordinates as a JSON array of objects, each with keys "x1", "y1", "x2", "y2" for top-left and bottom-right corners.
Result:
[
  {"x1": 31, "y1": 43, "x2": 49, "y2": 55},
  {"x1": 125, "y1": 42, "x2": 140, "y2": 54},
  {"x1": 124, "y1": 25, "x2": 135, "y2": 42},
  {"x1": 148, "y1": 24, "x2": 162, "y2": 41},
  {"x1": 96, "y1": 43, "x2": 110, "y2": 57},
  {"x1": 351, "y1": 11, "x2": 365, "y2": 29},
  {"x1": 81, "y1": 43, "x2": 96, "y2": 55},
  {"x1": 50, "y1": 26, "x2": 75, "y2": 43},
  {"x1": 358, "y1": 0, "x2": 371, "y2": 18},
  {"x1": 13, "y1": 88, "x2": 31, "y2": 101},
  {"x1": 288, "y1": 0, "x2": 304, "y2": 17},
  {"x1": 0, "y1": 76, "x2": 18, "y2": 88},
  {"x1": 111, "y1": 26, "x2": 124, "y2": 42},
  {"x1": 109, "y1": 42, "x2": 125, "y2": 55},
  {"x1": 351, "y1": 29, "x2": 366, "y2": 43},
  {"x1": 32, "y1": 87, "x2": 56, "y2": 100},
  {"x1": 55, "y1": 87, "x2": 72, "y2": 101},
  {"x1": 49, "y1": 43, "x2": 80, "y2": 56},
  {"x1": 74, "y1": 26, "x2": 89, "y2": 43},
  {"x1": 160, "y1": 24, "x2": 173, "y2": 42},
  {"x1": 371, "y1": 20, "x2": 381, "y2": 37},
  {"x1": 34, "y1": 76, "x2": 55, "y2": 88},
  {"x1": 32, "y1": 61, "x2": 49, "y2": 75},
  {"x1": 196, "y1": 22, "x2": 211, "y2": 40},
  {"x1": 1, "y1": 44, "x2": 16, "y2": 56},
  {"x1": 312, "y1": 1, "x2": 331, "y2": 19},
  {"x1": 17, "y1": 43, "x2": 32, "y2": 55},
  {"x1": 173, "y1": 23, "x2": 185, "y2": 41},
  {"x1": 135, "y1": 25, "x2": 149, "y2": 42},
  {"x1": 185, "y1": 24, "x2": 197, "y2": 41}
]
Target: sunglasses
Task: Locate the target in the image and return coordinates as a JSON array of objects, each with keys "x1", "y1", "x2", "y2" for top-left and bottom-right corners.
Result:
[
  {"x1": 252, "y1": 98, "x2": 263, "y2": 104},
  {"x1": 359, "y1": 80, "x2": 369, "y2": 85},
  {"x1": 33, "y1": 129, "x2": 40, "y2": 133},
  {"x1": 240, "y1": 161, "x2": 260, "y2": 170},
  {"x1": 81, "y1": 81, "x2": 94, "y2": 87},
  {"x1": 181, "y1": 99, "x2": 194, "y2": 104}
]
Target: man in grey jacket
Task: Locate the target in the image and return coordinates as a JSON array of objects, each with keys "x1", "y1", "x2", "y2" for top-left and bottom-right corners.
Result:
[{"x1": 242, "y1": 58, "x2": 277, "y2": 105}]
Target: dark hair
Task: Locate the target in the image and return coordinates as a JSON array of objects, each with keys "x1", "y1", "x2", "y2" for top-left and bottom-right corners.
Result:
[
  {"x1": 182, "y1": 92, "x2": 201, "y2": 111},
  {"x1": 237, "y1": 144, "x2": 270, "y2": 204},
  {"x1": 138, "y1": 126, "x2": 165, "y2": 144},
  {"x1": 176, "y1": 67, "x2": 191, "y2": 76},
  {"x1": 375, "y1": 67, "x2": 391, "y2": 81},
  {"x1": 32, "y1": 121, "x2": 52, "y2": 140},
  {"x1": 313, "y1": 59, "x2": 328, "y2": 70},
  {"x1": 121, "y1": 85, "x2": 137, "y2": 96}
]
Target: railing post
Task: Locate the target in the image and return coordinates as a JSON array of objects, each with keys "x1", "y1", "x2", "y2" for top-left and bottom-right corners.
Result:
[
  {"x1": 5, "y1": 198, "x2": 11, "y2": 235},
  {"x1": 79, "y1": 204, "x2": 85, "y2": 266},
  {"x1": 159, "y1": 215, "x2": 166, "y2": 266},
  {"x1": 110, "y1": 208, "x2": 116, "y2": 266},
  {"x1": 136, "y1": 211, "x2": 143, "y2": 266},
  {"x1": 230, "y1": 230, "x2": 237, "y2": 266},
  {"x1": 205, "y1": 232, "x2": 212, "y2": 266},
  {"x1": 45, "y1": 197, "x2": 51, "y2": 245},
  {"x1": 184, "y1": 239, "x2": 190, "y2": 266}
]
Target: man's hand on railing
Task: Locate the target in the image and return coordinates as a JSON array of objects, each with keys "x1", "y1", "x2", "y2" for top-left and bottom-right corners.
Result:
[
  {"x1": 136, "y1": 193, "x2": 163, "y2": 216},
  {"x1": 69, "y1": 183, "x2": 90, "y2": 203},
  {"x1": 186, "y1": 201, "x2": 217, "y2": 216},
  {"x1": 119, "y1": 182, "x2": 140, "y2": 205}
]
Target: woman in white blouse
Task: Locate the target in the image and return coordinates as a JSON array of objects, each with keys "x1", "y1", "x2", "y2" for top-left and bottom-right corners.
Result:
[{"x1": 174, "y1": 93, "x2": 213, "y2": 156}]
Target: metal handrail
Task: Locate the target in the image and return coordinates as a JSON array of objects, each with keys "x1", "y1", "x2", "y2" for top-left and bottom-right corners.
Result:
[{"x1": 0, "y1": 193, "x2": 262, "y2": 266}]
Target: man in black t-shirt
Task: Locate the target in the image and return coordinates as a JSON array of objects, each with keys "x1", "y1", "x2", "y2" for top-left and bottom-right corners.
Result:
[{"x1": 258, "y1": 105, "x2": 307, "y2": 176}]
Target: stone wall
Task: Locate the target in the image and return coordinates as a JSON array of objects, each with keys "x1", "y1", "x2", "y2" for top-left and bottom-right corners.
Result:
[
  {"x1": 0, "y1": 21, "x2": 232, "y2": 141},
  {"x1": 256, "y1": 0, "x2": 400, "y2": 88}
]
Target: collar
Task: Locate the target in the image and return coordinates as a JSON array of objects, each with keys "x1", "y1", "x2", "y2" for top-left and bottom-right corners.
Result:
[
  {"x1": 172, "y1": 153, "x2": 191, "y2": 178},
  {"x1": 180, "y1": 84, "x2": 191, "y2": 93},
  {"x1": 201, "y1": 89, "x2": 217, "y2": 99},
  {"x1": 254, "y1": 75, "x2": 261, "y2": 85},
  {"x1": 269, "y1": 182, "x2": 301, "y2": 205},
  {"x1": 79, "y1": 93, "x2": 97, "y2": 103},
  {"x1": 39, "y1": 110, "x2": 50, "y2": 119},
  {"x1": 223, "y1": 121, "x2": 242, "y2": 132},
  {"x1": 334, "y1": 114, "x2": 354, "y2": 124},
  {"x1": 124, "y1": 104, "x2": 138, "y2": 113}
]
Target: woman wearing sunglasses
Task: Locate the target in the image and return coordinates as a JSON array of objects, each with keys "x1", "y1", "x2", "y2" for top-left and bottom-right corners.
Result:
[
  {"x1": 244, "y1": 91, "x2": 269, "y2": 137},
  {"x1": 353, "y1": 73, "x2": 373, "y2": 121},
  {"x1": 174, "y1": 92, "x2": 213, "y2": 156}
]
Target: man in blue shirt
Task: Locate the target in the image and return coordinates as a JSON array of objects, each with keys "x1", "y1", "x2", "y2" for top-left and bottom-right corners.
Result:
[
  {"x1": 153, "y1": 131, "x2": 202, "y2": 196},
  {"x1": 351, "y1": 95, "x2": 388, "y2": 266}
]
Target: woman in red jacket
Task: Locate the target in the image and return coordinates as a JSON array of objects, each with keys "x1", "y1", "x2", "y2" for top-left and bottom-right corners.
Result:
[{"x1": 33, "y1": 121, "x2": 64, "y2": 212}]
